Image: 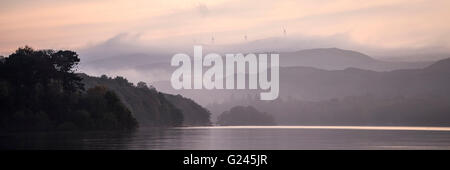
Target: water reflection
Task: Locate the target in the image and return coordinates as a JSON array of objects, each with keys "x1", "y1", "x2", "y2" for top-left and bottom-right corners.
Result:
[
  {"x1": 1, "y1": 126, "x2": 450, "y2": 150},
  {"x1": 0, "y1": 130, "x2": 136, "y2": 150}
]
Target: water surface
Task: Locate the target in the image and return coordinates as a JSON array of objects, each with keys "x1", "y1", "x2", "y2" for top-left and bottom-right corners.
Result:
[{"x1": 2, "y1": 126, "x2": 450, "y2": 150}]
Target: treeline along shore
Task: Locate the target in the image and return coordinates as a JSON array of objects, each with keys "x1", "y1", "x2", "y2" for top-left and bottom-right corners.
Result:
[{"x1": 0, "y1": 47, "x2": 211, "y2": 132}]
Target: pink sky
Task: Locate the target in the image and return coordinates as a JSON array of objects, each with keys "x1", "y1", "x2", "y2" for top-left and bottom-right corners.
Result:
[{"x1": 1, "y1": 0, "x2": 450, "y2": 56}]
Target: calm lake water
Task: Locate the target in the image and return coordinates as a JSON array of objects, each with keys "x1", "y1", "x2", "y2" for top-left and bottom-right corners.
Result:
[{"x1": 2, "y1": 126, "x2": 450, "y2": 150}]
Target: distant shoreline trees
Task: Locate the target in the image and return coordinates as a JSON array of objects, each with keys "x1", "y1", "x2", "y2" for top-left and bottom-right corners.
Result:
[
  {"x1": 217, "y1": 106, "x2": 275, "y2": 126},
  {"x1": 81, "y1": 73, "x2": 212, "y2": 127}
]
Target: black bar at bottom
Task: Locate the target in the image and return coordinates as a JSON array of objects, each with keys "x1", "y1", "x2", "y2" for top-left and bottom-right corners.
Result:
[{"x1": 0, "y1": 150, "x2": 446, "y2": 169}]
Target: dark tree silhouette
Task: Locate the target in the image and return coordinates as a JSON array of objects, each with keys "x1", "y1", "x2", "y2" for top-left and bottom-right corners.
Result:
[{"x1": 0, "y1": 47, "x2": 137, "y2": 131}]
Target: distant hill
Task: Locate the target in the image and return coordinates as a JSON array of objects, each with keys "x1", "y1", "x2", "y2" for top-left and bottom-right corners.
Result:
[
  {"x1": 78, "y1": 45, "x2": 440, "y2": 106},
  {"x1": 217, "y1": 106, "x2": 275, "y2": 126},
  {"x1": 80, "y1": 74, "x2": 211, "y2": 126},
  {"x1": 424, "y1": 57, "x2": 450, "y2": 73},
  {"x1": 149, "y1": 48, "x2": 435, "y2": 105},
  {"x1": 207, "y1": 58, "x2": 450, "y2": 126},
  {"x1": 278, "y1": 57, "x2": 450, "y2": 101},
  {"x1": 278, "y1": 48, "x2": 431, "y2": 71},
  {"x1": 79, "y1": 47, "x2": 432, "y2": 95}
]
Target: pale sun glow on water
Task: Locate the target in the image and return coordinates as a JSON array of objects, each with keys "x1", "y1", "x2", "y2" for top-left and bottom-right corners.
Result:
[{"x1": 178, "y1": 126, "x2": 450, "y2": 131}]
